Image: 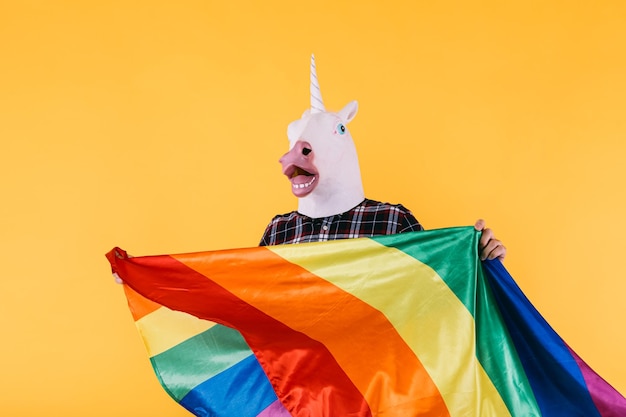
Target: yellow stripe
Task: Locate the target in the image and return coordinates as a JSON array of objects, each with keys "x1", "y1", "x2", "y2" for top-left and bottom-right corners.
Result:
[
  {"x1": 269, "y1": 238, "x2": 512, "y2": 417},
  {"x1": 135, "y1": 307, "x2": 216, "y2": 357}
]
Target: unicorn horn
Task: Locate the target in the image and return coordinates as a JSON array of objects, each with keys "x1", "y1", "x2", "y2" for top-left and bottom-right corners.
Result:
[{"x1": 310, "y1": 54, "x2": 325, "y2": 113}]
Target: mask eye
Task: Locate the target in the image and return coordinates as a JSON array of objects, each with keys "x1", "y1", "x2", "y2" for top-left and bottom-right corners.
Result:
[{"x1": 336, "y1": 123, "x2": 346, "y2": 135}]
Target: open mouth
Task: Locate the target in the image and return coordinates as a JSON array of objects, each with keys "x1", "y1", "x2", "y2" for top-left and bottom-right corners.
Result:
[{"x1": 284, "y1": 165, "x2": 318, "y2": 194}]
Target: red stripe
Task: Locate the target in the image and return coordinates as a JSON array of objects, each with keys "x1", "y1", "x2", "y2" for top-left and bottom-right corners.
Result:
[{"x1": 111, "y1": 251, "x2": 372, "y2": 417}]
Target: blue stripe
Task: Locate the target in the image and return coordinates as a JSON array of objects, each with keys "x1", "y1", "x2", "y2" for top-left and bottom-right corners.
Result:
[
  {"x1": 483, "y1": 259, "x2": 601, "y2": 417},
  {"x1": 179, "y1": 354, "x2": 279, "y2": 417}
]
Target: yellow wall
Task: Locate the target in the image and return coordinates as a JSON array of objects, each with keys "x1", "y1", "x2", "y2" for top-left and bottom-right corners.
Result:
[{"x1": 1, "y1": 1, "x2": 624, "y2": 415}]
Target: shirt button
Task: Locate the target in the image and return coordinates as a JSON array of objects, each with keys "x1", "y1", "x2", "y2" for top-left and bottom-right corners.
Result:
[{"x1": 322, "y1": 225, "x2": 328, "y2": 231}]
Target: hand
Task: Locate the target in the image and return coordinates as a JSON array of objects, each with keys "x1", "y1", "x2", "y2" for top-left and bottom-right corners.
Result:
[
  {"x1": 474, "y1": 219, "x2": 506, "y2": 261},
  {"x1": 113, "y1": 272, "x2": 124, "y2": 284}
]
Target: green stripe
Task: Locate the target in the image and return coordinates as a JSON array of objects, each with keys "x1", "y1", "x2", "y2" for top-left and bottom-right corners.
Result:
[
  {"x1": 474, "y1": 265, "x2": 540, "y2": 415},
  {"x1": 150, "y1": 323, "x2": 253, "y2": 400},
  {"x1": 373, "y1": 227, "x2": 541, "y2": 416}
]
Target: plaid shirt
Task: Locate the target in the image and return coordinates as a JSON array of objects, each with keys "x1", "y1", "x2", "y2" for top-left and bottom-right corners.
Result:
[{"x1": 259, "y1": 199, "x2": 423, "y2": 246}]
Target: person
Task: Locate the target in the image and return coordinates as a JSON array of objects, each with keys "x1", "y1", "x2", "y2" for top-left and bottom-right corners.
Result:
[{"x1": 258, "y1": 56, "x2": 505, "y2": 260}]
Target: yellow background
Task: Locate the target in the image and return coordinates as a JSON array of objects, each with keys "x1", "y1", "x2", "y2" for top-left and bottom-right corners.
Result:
[{"x1": 1, "y1": 1, "x2": 624, "y2": 415}]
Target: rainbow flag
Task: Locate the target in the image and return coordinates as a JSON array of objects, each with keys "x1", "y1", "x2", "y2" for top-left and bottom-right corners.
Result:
[{"x1": 106, "y1": 226, "x2": 626, "y2": 416}]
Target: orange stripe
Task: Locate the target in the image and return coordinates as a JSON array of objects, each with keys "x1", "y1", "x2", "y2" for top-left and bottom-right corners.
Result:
[
  {"x1": 123, "y1": 284, "x2": 161, "y2": 321},
  {"x1": 173, "y1": 248, "x2": 449, "y2": 416}
]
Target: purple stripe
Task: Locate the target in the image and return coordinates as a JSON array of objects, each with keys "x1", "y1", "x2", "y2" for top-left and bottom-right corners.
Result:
[
  {"x1": 567, "y1": 345, "x2": 626, "y2": 417},
  {"x1": 257, "y1": 399, "x2": 291, "y2": 417}
]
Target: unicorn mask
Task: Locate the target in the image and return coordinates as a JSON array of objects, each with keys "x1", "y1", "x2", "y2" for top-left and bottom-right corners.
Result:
[{"x1": 280, "y1": 55, "x2": 365, "y2": 218}]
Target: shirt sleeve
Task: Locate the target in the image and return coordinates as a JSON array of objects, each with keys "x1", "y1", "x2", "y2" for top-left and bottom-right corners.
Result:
[
  {"x1": 259, "y1": 222, "x2": 273, "y2": 246},
  {"x1": 259, "y1": 214, "x2": 285, "y2": 246},
  {"x1": 396, "y1": 205, "x2": 424, "y2": 233}
]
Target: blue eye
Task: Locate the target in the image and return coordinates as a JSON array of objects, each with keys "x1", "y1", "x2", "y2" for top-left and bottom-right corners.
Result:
[{"x1": 336, "y1": 123, "x2": 346, "y2": 135}]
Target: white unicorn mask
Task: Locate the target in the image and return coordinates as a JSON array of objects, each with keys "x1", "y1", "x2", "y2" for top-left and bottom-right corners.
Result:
[{"x1": 279, "y1": 55, "x2": 365, "y2": 218}]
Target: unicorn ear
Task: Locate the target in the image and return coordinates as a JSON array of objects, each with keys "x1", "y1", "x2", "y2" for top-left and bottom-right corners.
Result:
[{"x1": 338, "y1": 100, "x2": 358, "y2": 123}]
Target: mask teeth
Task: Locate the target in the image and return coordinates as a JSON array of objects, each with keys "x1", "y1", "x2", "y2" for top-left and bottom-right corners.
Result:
[{"x1": 310, "y1": 54, "x2": 325, "y2": 114}]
